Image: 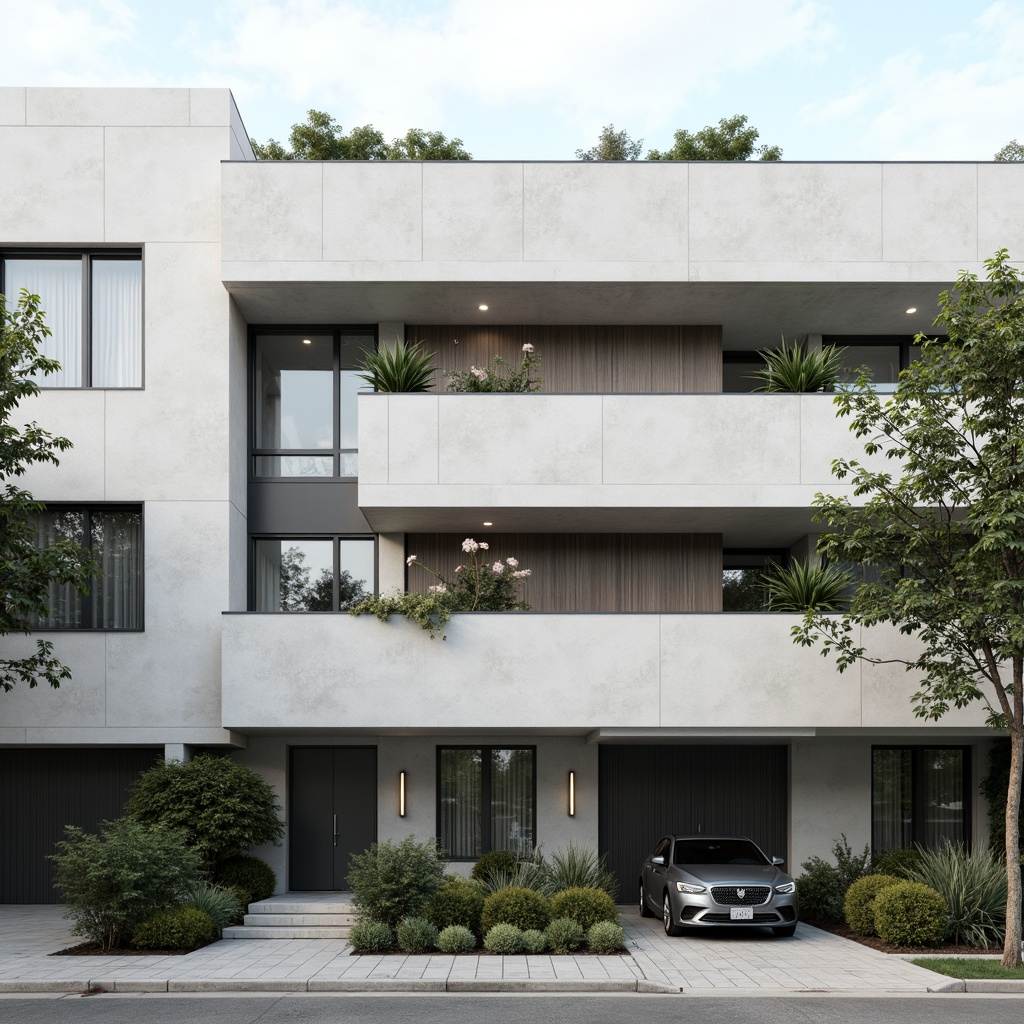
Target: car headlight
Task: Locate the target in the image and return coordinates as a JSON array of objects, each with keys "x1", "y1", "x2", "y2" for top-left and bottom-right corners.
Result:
[
  {"x1": 774, "y1": 882, "x2": 796, "y2": 894},
  {"x1": 675, "y1": 881, "x2": 706, "y2": 894}
]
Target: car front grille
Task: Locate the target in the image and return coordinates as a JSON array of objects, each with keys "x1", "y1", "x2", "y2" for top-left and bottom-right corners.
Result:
[
  {"x1": 701, "y1": 911, "x2": 779, "y2": 924},
  {"x1": 710, "y1": 885, "x2": 771, "y2": 906}
]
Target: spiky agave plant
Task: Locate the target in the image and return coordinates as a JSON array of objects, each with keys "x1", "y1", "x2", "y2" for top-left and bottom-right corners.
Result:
[
  {"x1": 761, "y1": 560, "x2": 851, "y2": 612},
  {"x1": 750, "y1": 336, "x2": 846, "y2": 393},
  {"x1": 357, "y1": 336, "x2": 436, "y2": 392}
]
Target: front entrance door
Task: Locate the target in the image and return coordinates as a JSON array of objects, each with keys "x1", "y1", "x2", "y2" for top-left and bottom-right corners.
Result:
[{"x1": 289, "y1": 746, "x2": 376, "y2": 891}]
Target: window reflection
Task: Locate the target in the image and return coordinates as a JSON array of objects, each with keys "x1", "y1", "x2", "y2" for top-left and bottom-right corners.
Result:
[{"x1": 253, "y1": 538, "x2": 375, "y2": 611}]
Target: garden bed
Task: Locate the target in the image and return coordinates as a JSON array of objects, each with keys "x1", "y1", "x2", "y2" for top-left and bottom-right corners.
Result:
[
  {"x1": 806, "y1": 918, "x2": 997, "y2": 956},
  {"x1": 52, "y1": 940, "x2": 214, "y2": 956}
]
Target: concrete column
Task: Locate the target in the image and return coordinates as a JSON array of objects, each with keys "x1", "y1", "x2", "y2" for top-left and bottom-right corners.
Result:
[
  {"x1": 378, "y1": 322, "x2": 405, "y2": 351},
  {"x1": 378, "y1": 532, "x2": 406, "y2": 593},
  {"x1": 806, "y1": 333, "x2": 823, "y2": 353},
  {"x1": 164, "y1": 743, "x2": 191, "y2": 762}
]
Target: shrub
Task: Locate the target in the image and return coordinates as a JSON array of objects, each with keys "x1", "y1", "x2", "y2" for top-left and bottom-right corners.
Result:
[
  {"x1": 749, "y1": 336, "x2": 845, "y2": 393},
  {"x1": 844, "y1": 874, "x2": 902, "y2": 936},
  {"x1": 51, "y1": 818, "x2": 203, "y2": 951},
  {"x1": 215, "y1": 855, "x2": 276, "y2": 904},
  {"x1": 873, "y1": 849, "x2": 923, "y2": 879},
  {"x1": 348, "y1": 921, "x2": 394, "y2": 953},
  {"x1": 397, "y1": 916, "x2": 438, "y2": 954},
  {"x1": 471, "y1": 850, "x2": 517, "y2": 884},
  {"x1": 131, "y1": 907, "x2": 213, "y2": 950},
  {"x1": 357, "y1": 336, "x2": 436, "y2": 393},
  {"x1": 445, "y1": 344, "x2": 542, "y2": 393},
  {"x1": 476, "y1": 859, "x2": 551, "y2": 896},
  {"x1": 347, "y1": 836, "x2": 447, "y2": 929},
  {"x1": 425, "y1": 876, "x2": 485, "y2": 935},
  {"x1": 761, "y1": 560, "x2": 851, "y2": 613},
  {"x1": 545, "y1": 842, "x2": 618, "y2": 901},
  {"x1": 545, "y1": 917, "x2": 585, "y2": 954},
  {"x1": 521, "y1": 928, "x2": 548, "y2": 953},
  {"x1": 587, "y1": 920, "x2": 625, "y2": 954},
  {"x1": 436, "y1": 924, "x2": 477, "y2": 954},
  {"x1": 127, "y1": 754, "x2": 284, "y2": 868},
  {"x1": 549, "y1": 886, "x2": 618, "y2": 931},
  {"x1": 873, "y1": 882, "x2": 949, "y2": 947},
  {"x1": 481, "y1": 886, "x2": 551, "y2": 934},
  {"x1": 484, "y1": 923, "x2": 524, "y2": 954},
  {"x1": 906, "y1": 843, "x2": 1007, "y2": 948},
  {"x1": 184, "y1": 881, "x2": 244, "y2": 933},
  {"x1": 796, "y1": 834, "x2": 871, "y2": 925}
]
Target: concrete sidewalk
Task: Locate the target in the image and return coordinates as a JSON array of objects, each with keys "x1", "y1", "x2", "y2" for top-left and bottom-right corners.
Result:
[{"x1": 0, "y1": 904, "x2": 962, "y2": 994}]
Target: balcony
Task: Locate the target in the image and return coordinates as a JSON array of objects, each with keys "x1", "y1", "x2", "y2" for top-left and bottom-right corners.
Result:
[
  {"x1": 357, "y1": 392, "x2": 885, "y2": 541},
  {"x1": 220, "y1": 612, "x2": 989, "y2": 734}
]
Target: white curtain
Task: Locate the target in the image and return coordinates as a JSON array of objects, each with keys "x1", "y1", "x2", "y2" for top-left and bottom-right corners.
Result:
[
  {"x1": 872, "y1": 748, "x2": 912, "y2": 853},
  {"x1": 90, "y1": 511, "x2": 142, "y2": 628},
  {"x1": 440, "y1": 749, "x2": 482, "y2": 859},
  {"x1": 30, "y1": 511, "x2": 85, "y2": 628},
  {"x1": 91, "y1": 260, "x2": 142, "y2": 387},
  {"x1": 491, "y1": 749, "x2": 534, "y2": 856}
]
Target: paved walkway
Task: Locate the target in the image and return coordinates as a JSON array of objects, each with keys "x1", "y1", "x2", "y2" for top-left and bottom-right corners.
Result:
[{"x1": 0, "y1": 903, "x2": 959, "y2": 994}]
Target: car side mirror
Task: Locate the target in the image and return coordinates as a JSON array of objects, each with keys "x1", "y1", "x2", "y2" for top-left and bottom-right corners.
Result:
[
  {"x1": 771, "y1": 855, "x2": 785, "y2": 866},
  {"x1": 651, "y1": 855, "x2": 666, "y2": 866}
]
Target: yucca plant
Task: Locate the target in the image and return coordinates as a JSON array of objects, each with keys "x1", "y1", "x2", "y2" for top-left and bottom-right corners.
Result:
[
  {"x1": 545, "y1": 841, "x2": 618, "y2": 901},
  {"x1": 356, "y1": 336, "x2": 436, "y2": 392},
  {"x1": 184, "y1": 881, "x2": 244, "y2": 933},
  {"x1": 474, "y1": 856, "x2": 552, "y2": 896},
  {"x1": 761, "y1": 560, "x2": 851, "y2": 612},
  {"x1": 906, "y1": 843, "x2": 1007, "y2": 948},
  {"x1": 749, "y1": 336, "x2": 846, "y2": 393}
]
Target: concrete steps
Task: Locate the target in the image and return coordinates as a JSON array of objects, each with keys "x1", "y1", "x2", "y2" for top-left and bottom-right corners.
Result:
[{"x1": 222, "y1": 897, "x2": 356, "y2": 940}]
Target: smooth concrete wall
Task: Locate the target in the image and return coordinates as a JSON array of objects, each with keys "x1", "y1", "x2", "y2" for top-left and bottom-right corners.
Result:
[
  {"x1": 233, "y1": 733, "x2": 598, "y2": 895},
  {"x1": 221, "y1": 612, "x2": 991, "y2": 733},
  {"x1": 222, "y1": 160, "x2": 1024, "y2": 284}
]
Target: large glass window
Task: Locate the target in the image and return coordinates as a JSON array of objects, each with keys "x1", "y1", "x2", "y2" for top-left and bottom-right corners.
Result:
[
  {"x1": 251, "y1": 330, "x2": 375, "y2": 478},
  {"x1": 252, "y1": 536, "x2": 375, "y2": 611},
  {"x1": 872, "y1": 747, "x2": 968, "y2": 854},
  {"x1": 29, "y1": 506, "x2": 143, "y2": 629},
  {"x1": 722, "y1": 549, "x2": 786, "y2": 611},
  {"x1": 2, "y1": 253, "x2": 142, "y2": 387},
  {"x1": 438, "y1": 747, "x2": 535, "y2": 860}
]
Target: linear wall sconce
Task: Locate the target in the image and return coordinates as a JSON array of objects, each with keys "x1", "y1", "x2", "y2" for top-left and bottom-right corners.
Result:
[
  {"x1": 399, "y1": 771, "x2": 407, "y2": 817},
  {"x1": 568, "y1": 771, "x2": 576, "y2": 817}
]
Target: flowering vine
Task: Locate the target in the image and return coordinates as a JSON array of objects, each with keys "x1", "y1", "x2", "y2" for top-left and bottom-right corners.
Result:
[{"x1": 445, "y1": 344, "x2": 542, "y2": 393}]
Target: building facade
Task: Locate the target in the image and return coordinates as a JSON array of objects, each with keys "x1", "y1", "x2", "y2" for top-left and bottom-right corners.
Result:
[{"x1": 1, "y1": 87, "x2": 1018, "y2": 902}]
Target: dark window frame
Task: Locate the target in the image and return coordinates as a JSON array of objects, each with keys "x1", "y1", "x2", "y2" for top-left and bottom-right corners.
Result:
[
  {"x1": 30, "y1": 503, "x2": 145, "y2": 632},
  {"x1": 1, "y1": 249, "x2": 144, "y2": 390},
  {"x1": 436, "y1": 745, "x2": 538, "y2": 862}
]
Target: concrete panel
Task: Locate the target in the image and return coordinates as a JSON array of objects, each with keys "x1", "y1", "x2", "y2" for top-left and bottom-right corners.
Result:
[
  {"x1": 188, "y1": 88, "x2": 233, "y2": 127},
  {"x1": 524, "y1": 163, "x2": 688, "y2": 262},
  {"x1": 104, "y1": 127, "x2": 227, "y2": 243},
  {"x1": 422, "y1": 163, "x2": 523, "y2": 263},
  {"x1": 882, "y1": 164, "x2": 977, "y2": 263},
  {"x1": 389, "y1": 395, "x2": 438, "y2": 484},
  {"x1": 689, "y1": 162, "x2": 883, "y2": 263},
  {"x1": 377, "y1": 532, "x2": 406, "y2": 592},
  {"x1": 229, "y1": 501, "x2": 247, "y2": 613},
  {"x1": 26, "y1": 88, "x2": 190, "y2": 126},
  {"x1": 0, "y1": 127, "x2": 104, "y2": 242},
  {"x1": 603, "y1": 395, "x2": 801, "y2": 486},
  {"x1": 357, "y1": 394, "x2": 389, "y2": 485},
  {"x1": 228, "y1": 297, "x2": 249, "y2": 516},
  {"x1": 438, "y1": 395, "x2": 603, "y2": 485},
  {"x1": 0, "y1": 87, "x2": 26, "y2": 125},
  {"x1": 222, "y1": 162, "x2": 323, "y2": 261},
  {"x1": 660, "y1": 615, "x2": 863, "y2": 728},
  {"x1": 978, "y1": 163, "x2": 1024, "y2": 260},
  {"x1": 798, "y1": 393, "x2": 891, "y2": 484},
  {"x1": 323, "y1": 163, "x2": 422, "y2": 261}
]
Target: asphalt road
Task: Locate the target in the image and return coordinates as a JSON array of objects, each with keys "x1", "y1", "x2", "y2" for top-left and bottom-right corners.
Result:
[{"x1": 0, "y1": 994, "x2": 1019, "y2": 1024}]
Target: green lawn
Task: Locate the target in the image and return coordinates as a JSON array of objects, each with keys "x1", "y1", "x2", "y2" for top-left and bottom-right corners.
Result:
[{"x1": 912, "y1": 957, "x2": 1024, "y2": 980}]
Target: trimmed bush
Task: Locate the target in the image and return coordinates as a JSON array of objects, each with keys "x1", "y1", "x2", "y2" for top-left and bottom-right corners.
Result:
[
  {"x1": 844, "y1": 874, "x2": 902, "y2": 936},
  {"x1": 481, "y1": 886, "x2": 551, "y2": 934},
  {"x1": 132, "y1": 907, "x2": 213, "y2": 950},
  {"x1": 873, "y1": 882, "x2": 949, "y2": 947},
  {"x1": 796, "y1": 834, "x2": 871, "y2": 925},
  {"x1": 587, "y1": 920, "x2": 625, "y2": 954},
  {"x1": 471, "y1": 850, "x2": 517, "y2": 884},
  {"x1": 436, "y1": 925, "x2": 477, "y2": 954},
  {"x1": 348, "y1": 921, "x2": 394, "y2": 953},
  {"x1": 184, "y1": 882, "x2": 244, "y2": 933},
  {"x1": 545, "y1": 842, "x2": 618, "y2": 901},
  {"x1": 127, "y1": 754, "x2": 284, "y2": 867},
  {"x1": 397, "y1": 916, "x2": 438, "y2": 954},
  {"x1": 484, "y1": 923, "x2": 524, "y2": 954},
  {"x1": 425, "y1": 876, "x2": 485, "y2": 935},
  {"x1": 545, "y1": 917, "x2": 584, "y2": 954},
  {"x1": 521, "y1": 928, "x2": 548, "y2": 953},
  {"x1": 348, "y1": 836, "x2": 447, "y2": 929},
  {"x1": 51, "y1": 817, "x2": 204, "y2": 951},
  {"x1": 873, "y1": 849, "x2": 923, "y2": 880},
  {"x1": 549, "y1": 886, "x2": 618, "y2": 931},
  {"x1": 215, "y1": 855, "x2": 276, "y2": 905}
]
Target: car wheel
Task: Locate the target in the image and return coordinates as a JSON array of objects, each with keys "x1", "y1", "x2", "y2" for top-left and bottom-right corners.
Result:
[
  {"x1": 663, "y1": 892, "x2": 682, "y2": 936},
  {"x1": 639, "y1": 880, "x2": 655, "y2": 917},
  {"x1": 772, "y1": 924, "x2": 797, "y2": 938}
]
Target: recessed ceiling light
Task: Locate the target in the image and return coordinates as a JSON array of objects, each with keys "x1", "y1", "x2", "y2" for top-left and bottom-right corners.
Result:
[
  {"x1": 905, "y1": 308, "x2": 917, "y2": 314},
  {"x1": 478, "y1": 304, "x2": 489, "y2": 311},
  {"x1": 302, "y1": 338, "x2": 312, "y2": 344},
  {"x1": 483, "y1": 521, "x2": 493, "y2": 526}
]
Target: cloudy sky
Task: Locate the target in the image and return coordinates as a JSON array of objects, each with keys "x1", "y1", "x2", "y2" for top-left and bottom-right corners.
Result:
[{"x1": 2, "y1": 0, "x2": 1021, "y2": 160}]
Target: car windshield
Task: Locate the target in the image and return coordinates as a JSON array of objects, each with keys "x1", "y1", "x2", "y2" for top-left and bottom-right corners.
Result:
[{"x1": 672, "y1": 839, "x2": 769, "y2": 867}]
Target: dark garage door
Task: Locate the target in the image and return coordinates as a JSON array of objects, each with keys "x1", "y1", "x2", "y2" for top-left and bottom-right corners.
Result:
[
  {"x1": 599, "y1": 745, "x2": 788, "y2": 892},
  {"x1": 0, "y1": 747, "x2": 161, "y2": 904}
]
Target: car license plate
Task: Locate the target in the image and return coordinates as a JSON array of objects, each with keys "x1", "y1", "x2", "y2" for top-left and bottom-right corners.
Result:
[{"x1": 730, "y1": 906, "x2": 754, "y2": 921}]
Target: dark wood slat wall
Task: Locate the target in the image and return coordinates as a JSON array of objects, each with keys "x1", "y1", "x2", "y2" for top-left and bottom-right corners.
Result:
[
  {"x1": 406, "y1": 533, "x2": 723, "y2": 612},
  {"x1": 408, "y1": 325, "x2": 723, "y2": 393}
]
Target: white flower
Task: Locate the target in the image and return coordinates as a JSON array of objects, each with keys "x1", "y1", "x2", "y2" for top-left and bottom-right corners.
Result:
[
  {"x1": 462, "y1": 538, "x2": 479, "y2": 553},
  {"x1": 428, "y1": 583, "x2": 448, "y2": 594},
  {"x1": 471, "y1": 366, "x2": 488, "y2": 380},
  {"x1": 406, "y1": 555, "x2": 418, "y2": 566},
  {"x1": 455, "y1": 565, "x2": 463, "y2": 572},
  {"x1": 512, "y1": 569, "x2": 532, "y2": 578},
  {"x1": 491, "y1": 561, "x2": 505, "y2": 574},
  {"x1": 522, "y1": 343, "x2": 534, "y2": 353},
  {"x1": 506, "y1": 557, "x2": 518, "y2": 567},
  {"x1": 479, "y1": 542, "x2": 489, "y2": 550}
]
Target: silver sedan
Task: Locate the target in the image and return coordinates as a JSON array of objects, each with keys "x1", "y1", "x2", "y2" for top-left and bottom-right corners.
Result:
[{"x1": 639, "y1": 834, "x2": 799, "y2": 938}]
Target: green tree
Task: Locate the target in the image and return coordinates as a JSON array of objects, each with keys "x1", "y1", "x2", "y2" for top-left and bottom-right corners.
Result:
[
  {"x1": 793, "y1": 249, "x2": 1024, "y2": 966},
  {"x1": 251, "y1": 110, "x2": 470, "y2": 161},
  {"x1": 995, "y1": 140, "x2": 1024, "y2": 162},
  {"x1": 648, "y1": 114, "x2": 782, "y2": 161},
  {"x1": 576, "y1": 124, "x2": 644, "y2": 161},
  {"x1": 0, "y1": 290, "x2": 95, "y2": 693}
]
